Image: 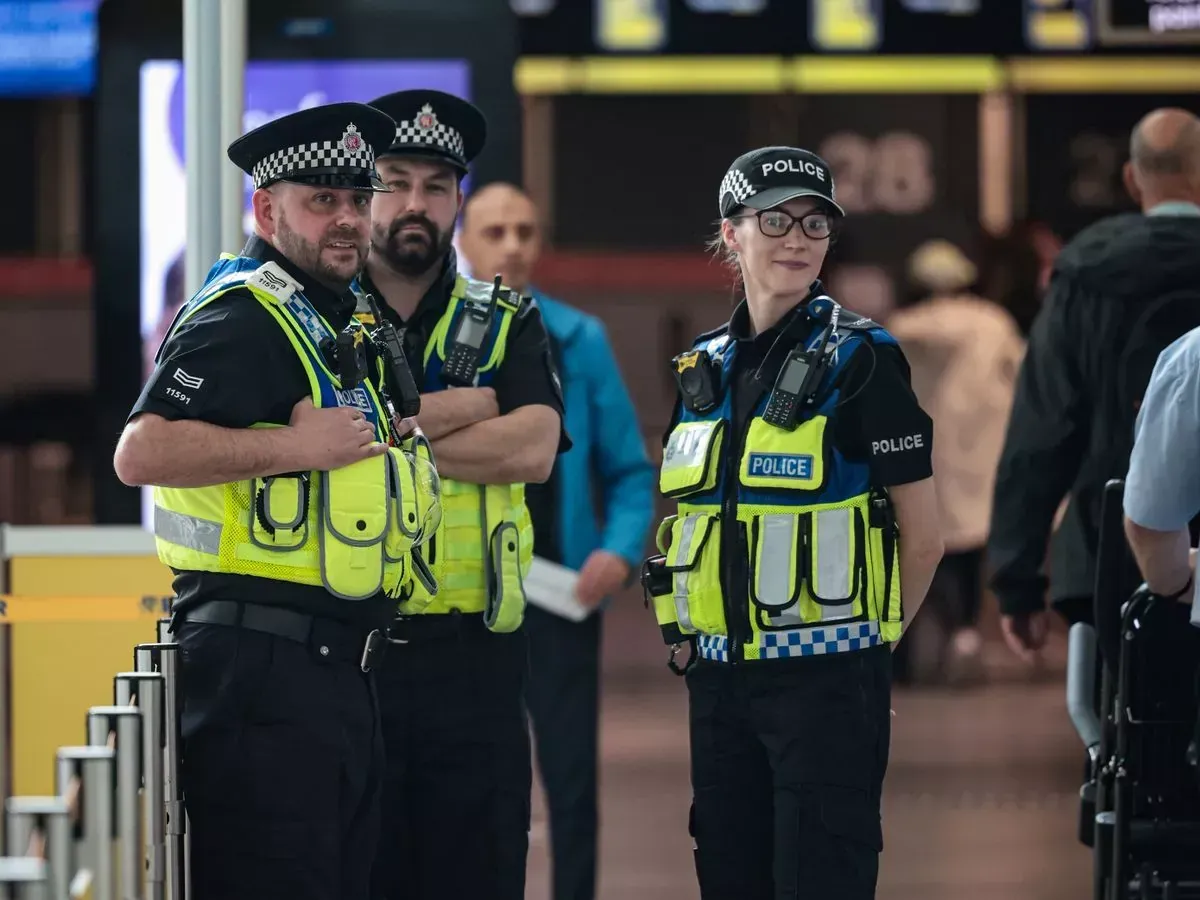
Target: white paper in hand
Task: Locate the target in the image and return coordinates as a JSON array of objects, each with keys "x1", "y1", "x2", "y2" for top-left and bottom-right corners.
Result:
[{"x1": 525, "y1": 556, "x2": 591, "y2": 622}]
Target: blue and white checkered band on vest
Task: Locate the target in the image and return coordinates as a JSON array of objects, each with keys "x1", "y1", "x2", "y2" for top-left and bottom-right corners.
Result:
[{"x1": 250, "y1": 123, "x2": 377, "y2": 189}]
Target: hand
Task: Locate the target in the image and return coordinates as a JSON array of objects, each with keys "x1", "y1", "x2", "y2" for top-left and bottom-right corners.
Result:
[
  {"x1": 288, "y1": 397, "x2": 385, "y2": 470},
  {"x1": 392, "y1": 416, "x2": 422, "y2": 442},
  {"x1": 999, "y1": 611, "x2": 1050, "y2": 665},
  {"x1": 574, "y1": 550, "x2": 631, "y2": 610}
]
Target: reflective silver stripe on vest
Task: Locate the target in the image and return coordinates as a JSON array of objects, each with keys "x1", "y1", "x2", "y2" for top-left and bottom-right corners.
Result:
[
  {"x1": 755, "y1": 514, "x2": 796, "y2": 609},
  {"x1": 814, "y1": 507, "x2": 854, "y2": 619},
  {"x1": 154, "y1": 506, "x2": 222, "y2": 555},
  {"x1": 672, "y1": 514, "x2": 701, "y2": 631}
]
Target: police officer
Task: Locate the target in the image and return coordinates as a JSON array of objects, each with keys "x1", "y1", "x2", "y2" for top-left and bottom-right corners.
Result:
[
  {"x1": 355, "y1": 89, "x2": 568, "y2": 900},
  {"x1": 643, "y1": 147, "x2": 945, "y2": 899},
  {"x1": 113, "y1": 102, "x2": 441, "y2": 900}
]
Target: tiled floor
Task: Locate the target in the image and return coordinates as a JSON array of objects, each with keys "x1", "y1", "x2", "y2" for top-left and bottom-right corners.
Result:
[{"x1": 525, "y1": 615, "x2": 1092, "y2": 899}]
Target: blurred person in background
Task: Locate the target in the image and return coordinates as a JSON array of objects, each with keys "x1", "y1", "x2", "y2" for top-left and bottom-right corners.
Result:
[
  {"x1": 458, "y1": 182, "x2": 656, "y2": 900},
  {"x1": 988, "y1": 107, "x2": 1200, "y2": 663},
  {"x1": 888, "y1": 240, "x2": 1025, "y2": 686},
  {"x1": 358, "y1": 89, "x2": 569, "y2": 900},
  {"x1": 143, "y1": 252, "x2": 187, "y2": 379},
  {"x1": 645, "y1": 146, "x2": 943, "y2": 899},
  {"x1": 976, "y1": 221, "x2": 1048, "y2": 337}
]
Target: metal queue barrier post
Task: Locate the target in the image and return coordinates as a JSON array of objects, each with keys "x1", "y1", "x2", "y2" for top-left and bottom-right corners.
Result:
[
  {"x1": 0, "y1": 857, "x2": 48, "y2": 899},
  {"x1": 4, "y1": 797, "x2": 70, "y2": 899},
  {"x1": 84, "y1": 709, "x2": 140, "y2": 900},
  {"x1": 55, "y1": 747, "x2": 115, "y2": 900},
  {"x1": 133, "y1": 644, "x2": 185, "y2": 900},
  {"x1": 113, "y1": 674, "x2": 164, "y2": 900}
]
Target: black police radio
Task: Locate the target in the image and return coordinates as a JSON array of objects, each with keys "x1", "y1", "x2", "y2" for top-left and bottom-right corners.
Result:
[
  {"x1": 442, "y1": 276, "x2": 504, "y2": 387},
  {"x1": 362, "y1": 293, "x2": 422, "y2": 420},
  {"x1": 761, "y1": 297, "x2": 838, "y2": 430}
]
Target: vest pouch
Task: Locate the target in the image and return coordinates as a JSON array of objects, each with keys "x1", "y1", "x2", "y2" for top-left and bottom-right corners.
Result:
[
  {"x1": 739, "y1": 416, "x2": 828, "y2": 493},
  {"x1": 484, "y1": 521, "x2": 526, "y2": 633},
  {"x1": 383, "y1": 443, "x2": 441, "y2": 563},
  {"x1": 661, "y1": 420, "x2": 726, "y2": 498},
  {"x1": 318, "y1": 455, "x2": 390, "y2": 600},
  {"x1": 806, "y1": 505, "x2": 866, "y2": 607},
  {"x1": 663, "y1": 512, "x2": 724, "y2": 636},
  {"x1": 248, "y1": 474, "x2": 309, "y2": 552},
  {"x1": 747, "y1": 513, "x2": 804, "y2": 615},
  {"x1": 868, "y1": 499, "x2": 903, "y2": 642}
]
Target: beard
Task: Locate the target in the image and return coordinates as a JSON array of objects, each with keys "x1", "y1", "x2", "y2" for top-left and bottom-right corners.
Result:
[
  {"x1": 275, "y1": 216, "x2": 368, "y2": 292},
  {"x1": 372, "y1": 214, "x2": 454, "y2": 277}
]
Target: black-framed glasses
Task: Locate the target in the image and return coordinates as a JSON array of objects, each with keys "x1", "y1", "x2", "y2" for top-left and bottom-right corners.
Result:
[{"x1": 733, "y1": 208, "x2": 834, "y2": 240}]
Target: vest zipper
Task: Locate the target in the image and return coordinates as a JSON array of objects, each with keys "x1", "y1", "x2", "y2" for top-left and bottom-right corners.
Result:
[{"x1": 722, "y1": 389, "x2": 744, "y2": 666}]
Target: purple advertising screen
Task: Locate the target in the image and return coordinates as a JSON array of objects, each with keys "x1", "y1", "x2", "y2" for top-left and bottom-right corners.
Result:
[{"x1": 138, "y1": 58, "x2": 470, "y2": 526}]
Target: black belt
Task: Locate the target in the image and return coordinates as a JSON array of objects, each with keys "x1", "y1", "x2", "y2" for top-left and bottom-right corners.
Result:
[
  {"x1": 386, "y1": 610, "x2": 486, "y2": 644},
  {"x1": 178, "y1": 600, "x2": 385, "y2": 673}
]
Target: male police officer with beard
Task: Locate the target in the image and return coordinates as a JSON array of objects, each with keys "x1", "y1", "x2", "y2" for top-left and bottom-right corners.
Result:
[
  {"x1": 355, "y1": 89, "x2": 569, "y2": 900},
  {"x1": 114, "y1": 103, "x2": 441, "y2": 900}
]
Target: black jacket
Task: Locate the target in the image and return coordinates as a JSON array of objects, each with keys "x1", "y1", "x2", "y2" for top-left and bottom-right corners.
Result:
[{"x1": 987, "y1": 210, "x2": 1200, "y2": 617}]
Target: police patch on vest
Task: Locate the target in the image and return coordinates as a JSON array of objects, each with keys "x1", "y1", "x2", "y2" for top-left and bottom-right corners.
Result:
[
  {"x1": 747, "y1": 452, "x2": 813, "y2": 479},
  {"x1": 334, "y1": 386, "x2": 373, "y2": 413}
]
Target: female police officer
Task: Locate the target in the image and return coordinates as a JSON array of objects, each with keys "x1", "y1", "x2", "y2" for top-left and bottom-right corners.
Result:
[{"x1": 644, "y1": 146, "x2": 945, "y2": 899}]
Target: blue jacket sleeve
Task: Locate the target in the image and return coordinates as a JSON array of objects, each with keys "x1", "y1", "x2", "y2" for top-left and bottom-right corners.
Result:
[{"x1": 580, "y1": 317, "x2": 657, "y2": 570}]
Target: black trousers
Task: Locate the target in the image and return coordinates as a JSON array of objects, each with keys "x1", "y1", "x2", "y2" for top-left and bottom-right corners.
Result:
[
  {"x1": 526, "y1": 605, "x2": 603, "y2": 900},
  {"x1": 371, "y1": 611, "x2": 532, "y2": 900},
  {"x1": 176, "y1": 616, "x2": 383, "y2": 900},
  {"x1": 685, "y1": 644, "x2": 892, "y2": 900}
]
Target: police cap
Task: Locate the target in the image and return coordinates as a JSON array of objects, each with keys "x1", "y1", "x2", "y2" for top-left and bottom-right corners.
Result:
[
  {"x1": 227, "y1": 101, "x2": 396, "y2": 192},
  {"x1": 718, "y1": 146, "x2": 844, "y2": 219},
  {"x1": 367, "y1": 89, "x2": 487, "y2": 174}
]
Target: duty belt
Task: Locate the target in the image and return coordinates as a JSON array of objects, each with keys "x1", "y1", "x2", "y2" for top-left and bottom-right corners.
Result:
[{"x1": 175, "y1": 599, "x2": 385, "y2": 672}]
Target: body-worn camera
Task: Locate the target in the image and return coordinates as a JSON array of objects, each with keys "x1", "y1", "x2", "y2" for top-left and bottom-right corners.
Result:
[
  {"x1": 672, "y1": 350, "x2": 721, "y2": 413},
  {"x1": 321, "y1": 325, "x2": 371, "y2": 391}
]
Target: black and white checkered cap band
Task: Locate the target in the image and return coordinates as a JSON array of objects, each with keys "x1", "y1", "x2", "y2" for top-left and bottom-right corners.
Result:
[
  {"x1": 393, "y1": 118, "x2": 465, "y2": 161},
  {"x1": 251, "y1": 140, "x2": 376, "y2": 189},
  {"x1": 719, "y1": 168, "x2": 754, "y2": 211}
]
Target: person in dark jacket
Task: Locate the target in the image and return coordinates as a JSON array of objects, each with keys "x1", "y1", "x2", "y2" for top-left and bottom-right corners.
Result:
[{"x1": 988, "y1": 107, "x2": 1200, "y2": 662}]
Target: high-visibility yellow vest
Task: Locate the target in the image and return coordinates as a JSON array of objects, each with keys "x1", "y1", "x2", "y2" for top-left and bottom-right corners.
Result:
[
  {"x1": 354, "y1": 273, "x2": 533, "y2": 632},
  {"x1": 650, "y1": 303, "x2": 904, "y2": 664},
  {"x1": 152, "y1": 255, "x2": 440, "y2": 601}
]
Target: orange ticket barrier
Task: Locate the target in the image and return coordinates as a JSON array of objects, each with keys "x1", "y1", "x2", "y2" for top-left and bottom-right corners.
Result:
[{"x1": 0, "y1": 525, "x2": 173, "y2": 797}]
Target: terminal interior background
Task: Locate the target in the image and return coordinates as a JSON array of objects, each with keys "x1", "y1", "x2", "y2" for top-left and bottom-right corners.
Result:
[{"x1": 0, "y1": 0, "x2": 1196, "y2": 896}]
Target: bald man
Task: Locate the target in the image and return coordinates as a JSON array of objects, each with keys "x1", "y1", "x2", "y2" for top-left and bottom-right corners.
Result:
[
  {"x1": 989, "y1": 107, "x2": 1200, "y2": 662},
  {"x1": 460, "y1": 183, "x2": 655, "y2": 900}
]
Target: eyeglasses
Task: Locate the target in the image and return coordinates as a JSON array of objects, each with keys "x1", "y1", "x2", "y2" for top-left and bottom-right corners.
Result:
[{"x1": 733, "y1": 208, "x2": 834, "y2": 241}]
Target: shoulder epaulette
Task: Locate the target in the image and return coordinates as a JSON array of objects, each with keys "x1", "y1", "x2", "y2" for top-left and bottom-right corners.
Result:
[{"x1": 245, "y1": 261, "x2": 303, "y2": 305}]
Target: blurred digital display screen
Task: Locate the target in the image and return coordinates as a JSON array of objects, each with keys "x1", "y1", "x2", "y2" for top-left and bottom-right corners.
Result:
[
  {"x1": 138, "y1": 58, "x2": 470, "y2": 526},
  {"x1": 1106, "y1": 0, "x2": 1200, "y2": 33},
  {"x1": 0, "y1": 0, "x2": 98, "y2": 95}
]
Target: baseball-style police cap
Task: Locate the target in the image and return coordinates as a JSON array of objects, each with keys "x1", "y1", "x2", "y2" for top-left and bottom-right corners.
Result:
[
  {"x1": 718, "y1": 146, "x2": 844, "y2": 219},
  {"x1": 367, "y1": 89, "x2": 487, "y2": 173},
  {"x1": 227, "y1": 101, "x2": 397, "y2": 192}
]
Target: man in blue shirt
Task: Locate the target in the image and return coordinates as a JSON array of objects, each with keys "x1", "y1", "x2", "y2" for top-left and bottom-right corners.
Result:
[
  {"x1": 458, "y1": 182, "x2": 656, "y2": 900},
  {"x1": 1124, "y1": 327, "x2": 1200, "y2": 622}
]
